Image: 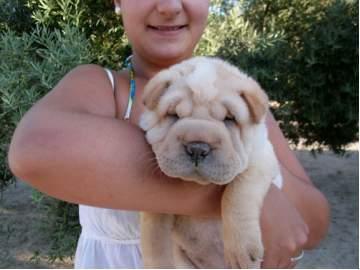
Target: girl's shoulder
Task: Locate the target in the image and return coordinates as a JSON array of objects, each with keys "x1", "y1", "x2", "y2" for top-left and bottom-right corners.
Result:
[{"x1": 39, "y1": 64, "x2": 124, "y2": 118}]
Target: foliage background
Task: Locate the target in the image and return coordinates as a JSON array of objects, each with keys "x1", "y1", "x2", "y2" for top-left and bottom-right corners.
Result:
[{"x1": 0, "y1": 0, "x2": 358, "y2": 262}]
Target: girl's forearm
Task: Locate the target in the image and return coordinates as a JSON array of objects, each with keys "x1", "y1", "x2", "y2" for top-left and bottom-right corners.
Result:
[{"x1": 8, "y1": 108, "x2": 221, "y2": 216}]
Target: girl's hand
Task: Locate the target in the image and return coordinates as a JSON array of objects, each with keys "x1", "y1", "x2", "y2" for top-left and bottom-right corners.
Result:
[{"x1": 260, "y1": 184, "x2": 309, "y2": 268}]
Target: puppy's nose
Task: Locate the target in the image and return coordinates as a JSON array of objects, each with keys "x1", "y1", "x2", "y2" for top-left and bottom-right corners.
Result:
[{"x1": 185, "y1": 142, "x2": 211, "y2": 166}]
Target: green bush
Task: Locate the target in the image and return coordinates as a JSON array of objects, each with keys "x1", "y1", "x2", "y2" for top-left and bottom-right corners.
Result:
[
  {"x1": 217, "y1": 0, "x2": 358, "y2": 152},
  {"x1": 26, "y1": 0, "x2": 130, "y2": 68},
  {"x1": 0, "y1": 0, "x2": 34, "y2": 32},
  {"x1": 285, "y1": 0, "x2": 358, "y2": 151}
]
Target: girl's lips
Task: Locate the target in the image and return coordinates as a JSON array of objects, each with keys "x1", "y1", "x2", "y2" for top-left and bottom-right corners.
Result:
[
  {"x1": 147, "y1": 25, "x2": 188, "y2": 36},
  {"x1": 148, "y1": 25, "x2": 187, "y2": 31}
]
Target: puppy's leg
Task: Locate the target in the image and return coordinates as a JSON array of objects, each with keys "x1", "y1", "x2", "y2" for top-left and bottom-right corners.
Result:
[
  {"x1": 222, "y1": 152, "x2": 277, "y2": 268},
  {"x1": 140, "y1": 212, "x2": 175, "y2": 268}
]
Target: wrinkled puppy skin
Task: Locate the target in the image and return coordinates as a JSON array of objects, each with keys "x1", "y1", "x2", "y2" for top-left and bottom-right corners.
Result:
[{"x1": 139, "y1": 57, "x2": 279, "y2": 269}]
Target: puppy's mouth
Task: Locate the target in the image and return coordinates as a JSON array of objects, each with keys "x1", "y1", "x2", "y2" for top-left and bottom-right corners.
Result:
[{"x1": 181, "y1": 167, "x2": 234, "y2": 186}]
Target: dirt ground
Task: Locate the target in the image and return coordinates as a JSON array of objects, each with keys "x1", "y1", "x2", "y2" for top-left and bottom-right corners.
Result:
[
  {"x1": 0, "y1": 147, "x2": 358, "y2": 269},
  {"x1": 295, "y1": 149, "x2": 358, "y2": 269}
]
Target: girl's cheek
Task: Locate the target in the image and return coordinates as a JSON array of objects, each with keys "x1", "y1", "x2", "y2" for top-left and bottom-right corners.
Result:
[{"x1": 190, "y1": 2, "x2": 209, "y2": 26}]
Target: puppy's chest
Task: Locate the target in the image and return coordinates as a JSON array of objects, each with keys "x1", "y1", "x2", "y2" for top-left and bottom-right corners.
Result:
[{"x1": 172, "y1": 216, "x2": 226, "y2": 267}]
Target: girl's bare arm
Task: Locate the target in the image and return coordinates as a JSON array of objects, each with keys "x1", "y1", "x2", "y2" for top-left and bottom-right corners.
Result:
[{"x1": 8, "y1": 64, "x2": 222, "y2": 217}]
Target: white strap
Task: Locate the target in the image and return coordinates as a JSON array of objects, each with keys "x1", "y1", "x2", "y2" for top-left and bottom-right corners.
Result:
[
  {"x1": 272, "y1": 172, "x2": 283, "y2": 189},
  {"x1": 104, "y1": 68, "x2": 115, "y2": 93}
]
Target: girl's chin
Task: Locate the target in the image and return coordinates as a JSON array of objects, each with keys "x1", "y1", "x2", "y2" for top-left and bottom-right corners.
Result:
[{"x1": 144, "y1": 46, "x2": 193, "y2": 63}]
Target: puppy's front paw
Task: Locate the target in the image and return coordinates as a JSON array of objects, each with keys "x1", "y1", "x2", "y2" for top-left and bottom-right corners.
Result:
[{"x1": 223, "y1": 226, "x2": 264, "y2": 269}]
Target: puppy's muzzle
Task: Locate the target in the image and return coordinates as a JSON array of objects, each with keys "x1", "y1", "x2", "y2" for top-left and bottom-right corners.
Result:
[{"x1": 184, "y1": 142, "x2": 212, "y2": 167}]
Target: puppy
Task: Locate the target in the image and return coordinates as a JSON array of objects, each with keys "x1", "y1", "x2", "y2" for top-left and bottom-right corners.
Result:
[{"x1": 138, "y1": 57, "x2": 280, "y2": 268}]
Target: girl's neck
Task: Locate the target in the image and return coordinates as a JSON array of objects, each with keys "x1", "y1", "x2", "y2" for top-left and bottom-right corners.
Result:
[{"x1": 130, "y1": 52, "x2": 192, "y2": 81}]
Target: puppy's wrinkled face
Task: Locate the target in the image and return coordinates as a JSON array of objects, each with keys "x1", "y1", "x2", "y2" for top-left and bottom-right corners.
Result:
[{"x1": 139, "y1": 57, "x2": 268, "y2": 185}]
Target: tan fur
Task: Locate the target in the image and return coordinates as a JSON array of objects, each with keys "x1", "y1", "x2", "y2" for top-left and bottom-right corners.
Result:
[
  {"x1": 241, "y1": 85, "x2": 269, "y2": 123},
  {"x1": 138, "y1": 57, "x2": 279, "y2": 268}
]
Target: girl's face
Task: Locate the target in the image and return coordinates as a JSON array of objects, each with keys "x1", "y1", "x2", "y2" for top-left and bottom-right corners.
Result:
[{"x1": 117, "y1": 0, "x2": 210, "y2": 65}]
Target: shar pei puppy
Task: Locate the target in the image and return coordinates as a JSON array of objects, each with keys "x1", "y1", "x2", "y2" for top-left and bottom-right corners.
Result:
[{"x1": 138, "y1": 57, "x2": 280, "y2": 268}]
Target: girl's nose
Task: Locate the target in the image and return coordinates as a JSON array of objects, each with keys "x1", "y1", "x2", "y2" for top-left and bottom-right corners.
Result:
[{"x1": 156, "y1": 0, "x2": 183, "y2": 18}]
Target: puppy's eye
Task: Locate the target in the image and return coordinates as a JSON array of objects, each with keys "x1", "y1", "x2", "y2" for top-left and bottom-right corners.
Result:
[
  {"x1": 224, "y1": 115, "x2": 236, "y2": 122},
  {"x1": 167, "y1": 113, "x2": 179, "y2": 120}
]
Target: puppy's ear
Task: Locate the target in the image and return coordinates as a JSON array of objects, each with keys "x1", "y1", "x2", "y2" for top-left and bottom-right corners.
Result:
[
  {"x1": 142, "y1": 70, "x2": 179, "y2": 110},
  {"x1": 240, "y1": 78, "x2": 269, "y2": 123}
]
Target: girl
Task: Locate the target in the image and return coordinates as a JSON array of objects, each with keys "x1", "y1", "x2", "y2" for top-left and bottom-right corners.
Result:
[{"x1": 8, "y1": 0, "x2": 329, "y2": 268}]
